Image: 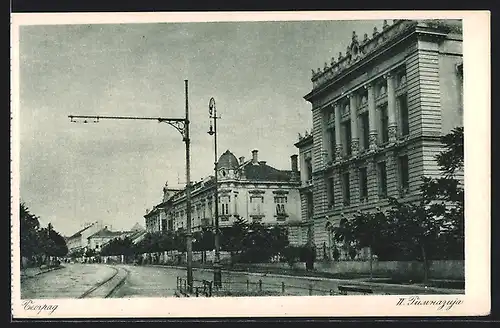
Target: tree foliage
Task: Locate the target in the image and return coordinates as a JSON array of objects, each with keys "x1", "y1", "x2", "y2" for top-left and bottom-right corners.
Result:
[
  {"x1": 100, "y1": 237, "x2": 135, "y2": 256},
  {"x1": 330, "y1": 127, "x2": 465, "y2": 282},
  {"x1": 20, "y1": 203, "x2": 68, "y2": 266}
]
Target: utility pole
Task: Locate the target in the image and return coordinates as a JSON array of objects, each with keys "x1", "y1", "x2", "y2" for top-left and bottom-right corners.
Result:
[
  {"x1": 208, "y1": 97, "x2": 222, "y2": 288},
  {"x1": 184, "y1": 80, "x2": 193, "y2": 291},
  {"x1": 68, "y1": 80, "x2": 194, "y2": 293}
]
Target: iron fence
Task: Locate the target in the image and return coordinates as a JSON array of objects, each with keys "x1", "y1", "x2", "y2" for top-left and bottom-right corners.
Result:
[{"x1": 176, "y1": 276, "x2": 340, "y2": 297}]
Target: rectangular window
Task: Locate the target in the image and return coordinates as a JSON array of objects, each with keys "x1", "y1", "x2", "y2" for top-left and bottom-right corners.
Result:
[
  {"x1": 276, "y1": 203, "x2": 286, "y2": 215},
  {"x1": 379, "y1": 105, "x2": 389, "y2": 143},
  {"x1": 360, "y1": 112, "x2": 370, "y2": 150},
  {"x1": 220, "y1": 196, "x2": 230, "y2": 215},
  {"x1": 342, "y1": 172, "x2": 350, "y2": 206},
  {"x1": 329, "y1": 128, "x2": 336, "y2": 161},
  {"x1": 399, "y1": 155, "x2": 409, "y2": 194},
  {"x1": 398, "y1": 95, "x2": 409, "y2": 136},
  {"x1": 327, "y1": 176, "x2": 335, "y2": 207},
  {"x1": 377, "y1": 161, "x2": 388, "y2": 198},
  {"x1": 342, "y1": 122, "x2": 352, "y2": 156},
  {"x1": 359, "y1": 167, "x2": 368, "y2": 200},
  {"x1": 250, "y1": 196, "x2": 263, "y2": 215},
  {"x1": 305, "y1": 158, "x2": 313, "y2": 181}
]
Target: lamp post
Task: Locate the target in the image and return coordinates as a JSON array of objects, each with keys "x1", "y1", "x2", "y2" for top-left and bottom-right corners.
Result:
[
  {"x1": 68, "y1": 80, "x2": 194, "y2": 293},
  {"x1": 208, "y1": 97, "x2": 222, "y2": 288}
]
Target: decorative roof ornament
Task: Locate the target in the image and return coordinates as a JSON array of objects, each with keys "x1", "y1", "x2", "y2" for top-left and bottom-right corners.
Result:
[
  {"x1": 373, "y1": 26, "x2": 379, "y2": 37},
  {"x1": 311, "y1": 69, "x2": 315, "y2": 77},
  {"x1": 383, "y1": 19, "x2": 389, "y2": 30},
  {"x1": 363, "y1": 33, "x2": 369, "y2": 43},
  {"x1": 338, "y1": 51, "x2": 343, "y2": 60},
  {"x1": 330, "y1": 56, "x2": 336, "y2": 66},
  {"x1": 348, "y1": 30, "x2": 360, "y2": 59},
  {"x1": 324, "y1": 62, "x2": 329, "y2": 71}
]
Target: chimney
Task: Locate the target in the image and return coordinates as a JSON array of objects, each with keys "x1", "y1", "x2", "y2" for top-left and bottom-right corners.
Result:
[
  {"x1": 291, "y1": 154, "x2": 298, "y2": 172},
  {"x1": 252, "y1": 149, "x2": 258, "y2": 164},
  {"x1": 239, "y1": 156, "x2": 245, "y2": 164}
]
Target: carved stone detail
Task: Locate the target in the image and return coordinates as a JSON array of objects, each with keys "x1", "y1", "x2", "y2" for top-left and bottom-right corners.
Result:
[
  {"x1": 351, "y1": 139, "x2": 359, "y2": 156},
  {"x1": 335, "y1": 144, "x2": 343, "y2": 162},
  {"x1": 369, "y1": 132, "x2": 378, "y2": 151},
  {"x1": 388, "y1": 124, "x2": 398, "y2": 142}
]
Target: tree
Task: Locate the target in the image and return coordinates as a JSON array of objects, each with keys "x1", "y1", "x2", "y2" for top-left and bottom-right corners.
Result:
[
  {"x1": 100, "y1": 237, "x2": 134, "y2": 257},
  {"x1": 383, "y1": 127, "x2": 465, "y2": 282},
  {"x1": 220, "y1": 217, "x2": 249, "y2": 262},
  {"x1": 422, "y1": 126, "x2": 464, "y2": 259},
  {"x1": 385, "y1": 197, "x2": 442, "y2": 282},
  {"x1": 20, "y1": 203, "x2": 41, "y2": 264},
  {"x1": 331, "y1": 217, "x2": 357, "y2": 259},
  {"x1": 193, "y1": 228, "x2": 215, "y2": 252},
  {"x1": 19, "y1": 204, "x2": 68, "y2": 267},
  {"x1": 47, "y1": 227, "x2": 68, "y2": 257},
  {"x1": 348, "y1": 210, "x2": 392, "y2": 280}
]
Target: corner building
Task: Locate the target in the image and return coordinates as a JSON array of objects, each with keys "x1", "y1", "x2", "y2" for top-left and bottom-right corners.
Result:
[
  {"x1": 145, "y1": 149, "x2": 304, "y2": 244},
  {"x1": 300, "y1": 19, "x2": 463, "y2": 260}
]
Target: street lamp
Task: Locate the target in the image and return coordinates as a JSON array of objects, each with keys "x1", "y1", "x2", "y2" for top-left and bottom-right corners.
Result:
[
  {"x1": 68, "y1": 80, "x2": 194, "y2": 293},
  {"x1": 208, "y1": 97, "x2": 222, "y2": 288}
]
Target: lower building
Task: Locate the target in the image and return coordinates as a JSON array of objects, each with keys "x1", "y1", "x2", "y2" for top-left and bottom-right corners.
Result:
[
  {"x1": 65, "y1": 221, "x2": 105, "y2": 253},
  {"x1": 145, "y1": 149, "x2": 304, "y2": 244}
]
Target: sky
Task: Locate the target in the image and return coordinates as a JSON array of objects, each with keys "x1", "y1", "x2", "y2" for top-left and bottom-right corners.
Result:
[{"x1": 17, "y1": 18, "x2": 385, "y2": 236}]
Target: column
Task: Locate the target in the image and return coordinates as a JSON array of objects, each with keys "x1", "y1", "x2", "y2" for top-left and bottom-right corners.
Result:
[
  {"x1": 386, "y1": 72, "x2": 397, "y2": 142},
  {"x1": 322, "y1": 111, "x2": 330, "y2": 164},
  {"x1": 334, "y1": 103, "x2": 342, "y2": 161},
  {"x1": 349, "y1": 94, "x2": 359, "y2": 155},
  {"x1": 367, "y1": 83, "x2": 378, "y2": 151}
]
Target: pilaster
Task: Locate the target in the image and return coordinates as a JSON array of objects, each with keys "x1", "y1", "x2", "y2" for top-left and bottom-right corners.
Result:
[{"x1": 349, "y1": 94, "x2": 359, "y2": 155}]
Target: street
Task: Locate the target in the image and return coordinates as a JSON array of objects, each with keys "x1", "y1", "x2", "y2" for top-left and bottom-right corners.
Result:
[
  {"x1": 113, "y1": 264, "x2": 343, "y2": 297},
  {"x1": 21, "y1": 264, "x2": 118, "y2": 299},
  {"x1": 21, "y1": 263, "x2": 451, "y2": 299}
]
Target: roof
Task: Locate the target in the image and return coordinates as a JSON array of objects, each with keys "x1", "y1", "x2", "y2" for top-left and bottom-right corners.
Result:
[
  {"x1": 306, "y1": 19, "x2": 462, "y2": 101},
  {"x1": 67, "y1": 224, "x2": 94, "y2": 240},
  {"x1": 87, "y1": 227, "x2": 122, "y2": 239},
  {"x1": 243, "y1": 162, "x2": 294, "y2": 182},
  {"x1": 217, "y1": 150, "x2": 239, "y2": 170},
  {"x1": 130, "y1": 222, "x2": 145, "y2": 231}
]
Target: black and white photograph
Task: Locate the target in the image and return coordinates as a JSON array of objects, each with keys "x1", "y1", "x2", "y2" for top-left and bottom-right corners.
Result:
[{"x1": 11, "y1": 11, "x2": 490, "y2": 318}]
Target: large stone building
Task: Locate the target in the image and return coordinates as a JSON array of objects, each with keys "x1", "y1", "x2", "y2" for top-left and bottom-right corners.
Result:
[
  {"x1": 144, "y1": 149, "x2": 304, "y2": 243},
  {"x1": 297, "y1": 19, "x2": 463, "y2": 260}
]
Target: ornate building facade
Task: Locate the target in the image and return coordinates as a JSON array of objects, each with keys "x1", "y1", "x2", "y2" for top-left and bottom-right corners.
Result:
[
  {"x1": 144, "y1": 149, "x2": 304, "y2": 244},
  {"x1": 298, "y1": 19, "x2": 463, "y2": 260}
]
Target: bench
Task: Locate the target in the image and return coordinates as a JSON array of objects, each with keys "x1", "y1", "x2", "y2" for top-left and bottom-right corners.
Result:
[{"x1": 337, "y1": 285, "x2": 373, "y2": 295}]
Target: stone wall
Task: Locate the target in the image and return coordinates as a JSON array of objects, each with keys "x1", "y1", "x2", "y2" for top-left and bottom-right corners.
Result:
[{"x1": 247, "y1": 260, "x2": 464, "y2": 280}]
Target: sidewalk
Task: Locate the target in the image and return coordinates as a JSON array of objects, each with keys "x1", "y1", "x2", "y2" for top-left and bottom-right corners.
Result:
[
  {"x1": 20, "y1": 265, "x2": 65, "y2": 281},
  {"x1": 146, "y1": 263, "x2": 464, "y2": 295}
]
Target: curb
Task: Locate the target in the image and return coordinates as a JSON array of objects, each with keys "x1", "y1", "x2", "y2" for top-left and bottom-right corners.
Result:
[
  {"x1": 21, "y1": 265, "x2": 66, "y2": 281},
  {"x1": 145, "y1": 264, "x2": 463, "y2": 295}
]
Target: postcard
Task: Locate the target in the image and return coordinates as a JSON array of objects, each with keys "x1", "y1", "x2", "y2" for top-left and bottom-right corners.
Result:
[{"x1": 11, "y1": 10, "x2": 490, "y2": 318}]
